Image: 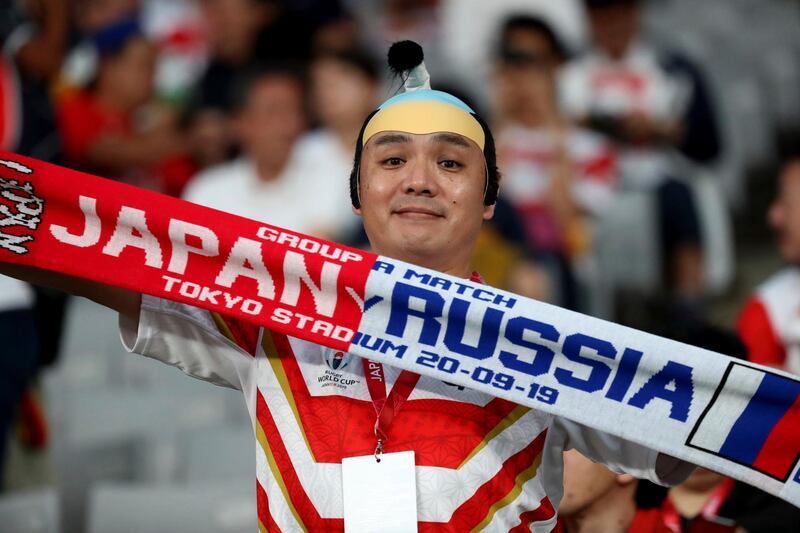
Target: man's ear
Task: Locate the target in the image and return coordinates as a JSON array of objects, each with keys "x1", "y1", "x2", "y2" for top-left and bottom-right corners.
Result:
[
  {"x1": 482, "y1": 202, "x2": 496, "y2": 221},
  {"x1": 352, "y1": 205, "x2": 362, "y2": 216}
]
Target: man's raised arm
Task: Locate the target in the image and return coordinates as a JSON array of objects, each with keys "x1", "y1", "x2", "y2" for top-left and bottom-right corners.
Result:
[{"x1": 0, "y1": 263, "x2": 141, "y2": 321}]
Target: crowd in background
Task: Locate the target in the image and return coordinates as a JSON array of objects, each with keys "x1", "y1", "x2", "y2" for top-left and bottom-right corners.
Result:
[{"x1": 1, "y1": 0, "x2": 799, "y2": 531}]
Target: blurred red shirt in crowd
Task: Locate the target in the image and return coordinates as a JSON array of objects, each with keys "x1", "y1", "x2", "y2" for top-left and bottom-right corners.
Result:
[{"x1": 57, "y1": 18, "x2": 193, "y2": 195}]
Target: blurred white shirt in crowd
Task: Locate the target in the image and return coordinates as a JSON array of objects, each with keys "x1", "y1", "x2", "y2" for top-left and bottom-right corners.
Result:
[
  {"x1": 292, "y1": 129, "x2": 362, "y2": 240},
  {"x1": 498, "y1": 126, "x2": 617, "y2": 253},
  {"x1": 182, "y1": 140, "x2": 356, "y2": 241},
  {"x1": 559, "y1": 41, "x2": 692, "y2": 189}
]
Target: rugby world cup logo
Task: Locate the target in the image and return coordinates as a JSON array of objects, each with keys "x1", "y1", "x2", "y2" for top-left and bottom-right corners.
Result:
[{"x1": 323, "y1": 348, "x2": 353, "y2": 371}]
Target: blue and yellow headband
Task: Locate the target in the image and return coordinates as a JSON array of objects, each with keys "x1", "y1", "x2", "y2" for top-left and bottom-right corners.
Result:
[
  {"x1": 362, "y1": 90, "x2": 486, "y2": 150},
  {"x1": 351, "y1": 41, "x2": 498, "y2": 209}
]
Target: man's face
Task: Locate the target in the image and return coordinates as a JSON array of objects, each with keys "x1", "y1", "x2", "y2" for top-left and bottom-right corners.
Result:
[
  {"x1": 237, "y1": 75, "x2": 306, "y2": 163},
  {"x1": 589, "y1": 4, "x2": 639, "y2": 59},
  {"x1": 769, "y1": 161, "x2": 800, "y2": 264},
  {"x1": 356, "y1": 131, "x2": 493, "y2": 273},
  {"x1": 311, "y1": 58, "x2": 377, "y2": 132},
  {"x1": 200, "y1": 0, "x2": 271, "y2": 54},
  {"x1": 102, "y1": 37, "x2": 156, "y2": 110},
  {"x1": 495, "y1": 28, "x2": 560, "y2": 118}
]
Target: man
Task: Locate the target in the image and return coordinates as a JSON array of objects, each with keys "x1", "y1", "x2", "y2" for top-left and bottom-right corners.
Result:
[
  {"x1": 560, "y1": 0, "x2": 720, "y2": 315},
  {"x1": 556, "y1": 454, "x2": 800, "y2": 533},
  {"x1": 0, "y1": 45, "x2": 690, "y2": 531},
  {"x1": 737, "y1": 156, "x2": 800, "y2": 374},
  {"x1": 56, "y1": 17, "x2": 189, "y2": 192},
  {"x1": 187, "y1": 0, "x2": 312, "y2": 168},
  {"x1": 491, "y1": 14, "x2": 618, "y2": 310},
  {"x1": 293, "y1": 50, "x2": 380, "y2": 242},
  {"x1": 183, "y1": 67, "x2": 330, "y2": 236},
  {"x1": 0, "y1": 0, "x2": 68, "y2": 477},
  {"x1": 556, "y1": 323, "x2": 800, "y2": 533}
]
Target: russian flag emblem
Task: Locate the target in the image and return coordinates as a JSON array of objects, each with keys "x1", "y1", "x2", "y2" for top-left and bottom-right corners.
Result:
[{"x1": 687, "y1": 362, "x2": 800, "y2": 481}]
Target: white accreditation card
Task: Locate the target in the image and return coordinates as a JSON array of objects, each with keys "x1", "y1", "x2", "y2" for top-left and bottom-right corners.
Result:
[{"x1": 342, "y1": 451, "x2": 417, "y2": 533}]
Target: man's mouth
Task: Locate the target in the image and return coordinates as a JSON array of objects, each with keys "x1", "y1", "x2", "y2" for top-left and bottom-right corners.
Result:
[{"x1": 393, "y1": 206, "x2": 445, "y2": 219}]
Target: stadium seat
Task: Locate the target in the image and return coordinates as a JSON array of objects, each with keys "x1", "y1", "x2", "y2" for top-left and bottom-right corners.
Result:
[
  {"x1": 48, "y1": 386, "x2": 235, "y2": 531},
  {"x1": 0, "y1": 489, "x2": 59, "y2": 533},
  {"x1": 594, "y1": 190, "x2": 661, "y2": 294},
  {"x1": 593, "y1": 167, "x2": 734, "y2": 297},
  {"x1": 178, "y1": 426, "x2": 255, "y2": 483},
  {"x1": 88, "y1": 482, "x2": 256, "y2": 533}
]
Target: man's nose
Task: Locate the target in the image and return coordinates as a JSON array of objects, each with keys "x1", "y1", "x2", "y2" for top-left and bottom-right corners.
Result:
[{"x1": 401, "y1": 160, "x2": 438, "y2": 196}]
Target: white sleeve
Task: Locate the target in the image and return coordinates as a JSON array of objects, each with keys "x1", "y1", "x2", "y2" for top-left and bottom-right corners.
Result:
[
  {"x1": 118, "y1": 294, "x2": 255, "y2": 391},
  {"x1": 557, "y1": 62, "x2": 592, "y2": 119},
  {"x1": 549, "y1": 417, "x2": 692, "y2": 486}
]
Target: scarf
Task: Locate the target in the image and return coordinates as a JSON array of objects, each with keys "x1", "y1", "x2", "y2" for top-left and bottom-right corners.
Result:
[{"x1": 1, "y1": 152, "x2": 798, "y2": 507}]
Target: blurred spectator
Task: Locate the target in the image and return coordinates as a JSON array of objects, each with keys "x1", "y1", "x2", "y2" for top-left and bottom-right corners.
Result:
[
  {"x1": 561, "y1": 0, "x2": 720, "y2": 166},
  {"x1": 648, "y1": 467, "x2": 800, "y2": 533},
  {"x1": 140, "y1": 0, "x2": 208, "y2": 105},
  {"x1": 737, "y1": 154, "x2": 800, "y2": 374},
  {"x1": 293, "y1": 50, "x2": 380, "y2": 242},
  {"x1": 184, "y1": 66, "x2": 345, "y2": 237},
  {"x1": 56, "y1": 18, "x2": 191, "y2": 194},
  {"x1": 60, "y1": 0, "x2": 138, "y2": 94},
  {"x1": 64, "y1": 1, "x2": 208, "y2": 105},
  {"x1": 1, "y1": 0, "x2": 68, "y2": 160},
  {"x1": 187, "y1": 0, "x2": 276, "y2": 169},
  {"x1": 356, "y1": 0, "x2": 452, "y2": 89},
  {"x1": 194, "y1": 0, "x2": 273, "y2": 110},
  {"x1": 0, "y1": 278, "x2": 39, "y2": 488},
  {"x1": 0, "y1": 0, "x2": 69, "y2": 485},
  {"x1": 311, "y1": 10, "x2": 362, "y2": 56},
  {"x1": 557, "y1": 323, "x2": 800, "y2": 532},
  {"x1": 492, "y1": 14, "x2": 618, "y2": 310},
  {"x1": 439, "y1": 0, "x2": 588, "y2": 107},
  {"x1": 281, "y1": 0, "x2": 359, "y2": 55},
  {"x1": 187, "y1": 0, "x2": 312, "y2": 170},
  {"x1": 73, "y1": 0, "x2": 139, "y2": 34},
  {"x1": 560, "y1": 0, "x2": 721, "y2": 313}
]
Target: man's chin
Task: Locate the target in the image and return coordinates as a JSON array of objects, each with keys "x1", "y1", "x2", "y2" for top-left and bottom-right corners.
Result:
[
  {"x1": 384, "y1": 237, "x2": 441, "y2": 263},
  {"x1": 389, "y1": 221, "x2": 442, "y2": 242}
]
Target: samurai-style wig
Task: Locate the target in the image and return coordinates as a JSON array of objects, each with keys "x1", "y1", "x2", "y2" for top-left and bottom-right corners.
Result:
[{"x1": 349, "y1": 41, "x2": 500, "y2": 209}]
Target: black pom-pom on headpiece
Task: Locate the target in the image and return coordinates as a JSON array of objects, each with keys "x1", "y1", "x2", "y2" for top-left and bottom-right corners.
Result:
[{"x1": 387, "y1": 40, "x2": 424, "y2": 75}]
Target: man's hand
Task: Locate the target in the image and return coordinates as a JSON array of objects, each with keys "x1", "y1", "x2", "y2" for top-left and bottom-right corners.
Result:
[{"x1": 620, "y1": 112, "x2": 682, "y2": 146}]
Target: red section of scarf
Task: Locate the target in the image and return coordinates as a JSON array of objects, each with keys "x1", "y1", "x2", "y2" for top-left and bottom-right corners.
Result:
[{"x1": 0, "y1": 151, "x2": 374, "y2": 351}]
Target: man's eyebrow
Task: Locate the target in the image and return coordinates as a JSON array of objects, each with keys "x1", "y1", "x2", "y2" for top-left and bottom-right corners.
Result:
[
  {"x1": 431, "y1": 132, "x2": 472, "y2": 149},
  {"x1": 372, "y1": 133, "x2": 411, "y2": 146}
]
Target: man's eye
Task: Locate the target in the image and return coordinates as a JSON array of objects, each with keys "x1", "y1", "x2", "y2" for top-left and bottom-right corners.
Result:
[
  {"x1": 383, "y1": 157, "x2": 404, "y2": 166},
  {"x1": 440, "y1": 160, "x2": 461, "y2": 170}
]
